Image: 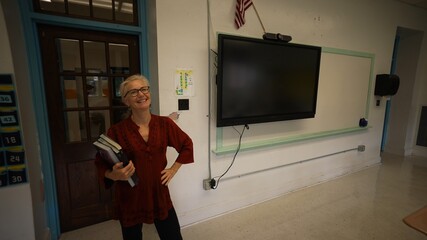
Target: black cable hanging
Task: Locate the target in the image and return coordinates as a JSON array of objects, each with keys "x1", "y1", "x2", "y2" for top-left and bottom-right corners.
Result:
[{"x1": 211, "y1": 124, "x2": 249, "y2": 189}]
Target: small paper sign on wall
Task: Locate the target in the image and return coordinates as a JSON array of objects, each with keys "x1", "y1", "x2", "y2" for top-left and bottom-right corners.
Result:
[{"x1": 175, "y1": 69, "x2": 194, "y2": 97}]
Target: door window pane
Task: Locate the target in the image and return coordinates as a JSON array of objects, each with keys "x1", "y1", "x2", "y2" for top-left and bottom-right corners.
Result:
[
  {"x1": 65, "y1": 111, "x2": 87, "y2": 142},
  {"x1": 87, "y1": 76, "x2": 109, "y2": 107},
  {"x1": 62, "y1": 76, "x2": 84, "y2": 108},
  {"x1": 112, "y1": 77, "x2": 125, "y2": 106},
  {"x1": 69, "y1": 0, "x2": 90, "y2": 17},
  {"x1": 35, "y1": 0, "x2": 137, "y2": 25},
  {"x1": 93, "y1": 0, "x2": 113, "y2": 20},
  {"x1": 84, "y1": 41, "x2": 106, "y2": 73},
  {"x1": 115, "y1": 0, "x2": 134, "y2": 23},
  {"x1": 113, "y1": 108, "x2": 129, "y2": 123},
  {"x1": 39, "y1": 0, "x2": 65, "y2": 13},
  {"x1": 109, "y1": 43, "x2": 130, "y2": 74},
  {"x1": 56, "y1": 39, "x2": 81, "y2": 73},
  {"x1": 90, "y1": 110, "x2": 110, "y2": 138}
]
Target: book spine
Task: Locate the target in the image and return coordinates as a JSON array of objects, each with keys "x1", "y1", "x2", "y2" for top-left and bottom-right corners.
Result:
[
  {"x1": 94, "y1": 138, "x2": 138, "y2": 187},
  {"x1": 115, "y1": 151, "x2": 129, "y2": 166},
  {"x1": 128, "y1": 174, "x2": 139, "y2": 187}
]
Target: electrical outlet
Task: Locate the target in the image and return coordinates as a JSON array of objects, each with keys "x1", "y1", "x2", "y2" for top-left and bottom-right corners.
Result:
[
  {"x1": 203, "y1": 179, "x2": 212, "y2": 190},
  {"x1": 357, "y1": 145, "x2": 366, "y2": 152}
]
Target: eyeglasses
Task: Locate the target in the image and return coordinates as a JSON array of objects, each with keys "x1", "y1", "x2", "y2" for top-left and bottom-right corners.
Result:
[{"x1": 124, "y1": 86, "x2": 150, "y2": 97}]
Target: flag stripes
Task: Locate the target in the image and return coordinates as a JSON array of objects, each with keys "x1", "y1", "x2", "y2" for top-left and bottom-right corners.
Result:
[{"x1": 235, "y1": 0, "x2": 253, "y2": 29}]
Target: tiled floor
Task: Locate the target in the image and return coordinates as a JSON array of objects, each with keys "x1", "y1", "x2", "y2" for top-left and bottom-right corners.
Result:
[{"x1": 60, "y1": 153, "x2": 427, "y2": 240}]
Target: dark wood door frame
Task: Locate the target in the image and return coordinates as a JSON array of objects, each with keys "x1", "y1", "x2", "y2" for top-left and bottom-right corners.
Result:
[{"x1": 38, "y1": 24, "x2": 140, "y2": 232}]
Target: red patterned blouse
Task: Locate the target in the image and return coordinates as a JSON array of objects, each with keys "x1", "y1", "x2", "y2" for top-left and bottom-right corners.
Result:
[{"x1": 95, "y1": 114, "x2": 194, "y2": 227}]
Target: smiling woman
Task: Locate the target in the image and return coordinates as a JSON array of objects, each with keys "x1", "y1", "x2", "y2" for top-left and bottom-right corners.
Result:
[
  {"x1": 95, "y1": 74, "x2": 195, "y2": 240},
  {"x1": 120, "y1": 75, "x2": 151, "y2": 117}
]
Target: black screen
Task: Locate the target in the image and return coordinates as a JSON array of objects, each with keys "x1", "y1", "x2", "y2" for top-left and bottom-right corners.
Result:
[{"x1": 217, "y1": 34, "x2": 321, "y2": 127}]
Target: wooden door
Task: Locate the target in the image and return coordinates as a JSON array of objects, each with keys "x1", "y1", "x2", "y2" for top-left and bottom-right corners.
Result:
[{"x1": 38, "y1": 24, "x2": 140, "y2": 232}]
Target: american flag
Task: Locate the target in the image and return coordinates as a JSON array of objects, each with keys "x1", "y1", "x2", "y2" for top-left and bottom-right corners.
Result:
[{"x1": 235, "y1": 0, "x2": 253, "y2": 29}]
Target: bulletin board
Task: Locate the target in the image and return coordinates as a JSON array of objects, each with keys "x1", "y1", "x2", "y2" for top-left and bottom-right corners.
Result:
[
  {"x1": 214, "y1": 47, "x2": 374, "y2": 154},
  {"x1": 0, "y1": 74, "x2": 27, "y2": 187}
]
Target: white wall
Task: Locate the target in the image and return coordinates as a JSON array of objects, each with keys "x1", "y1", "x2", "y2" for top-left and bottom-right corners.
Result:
[
  {"x1": 0, "y1": 2, "x2": 36, "y2": 239},
  {"x1": 154, "y1": 0, "x2": 427, "y2": 227}
]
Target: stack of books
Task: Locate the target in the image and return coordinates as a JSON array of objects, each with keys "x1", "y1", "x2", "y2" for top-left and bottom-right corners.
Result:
[{"x1": 93, "y1": 134, "x2": 139, "y2": 187}]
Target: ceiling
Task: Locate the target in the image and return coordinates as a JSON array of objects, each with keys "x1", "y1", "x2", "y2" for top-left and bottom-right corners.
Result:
[{"x1": 396, "y1": 0, "x2": 427, "y2": 11}]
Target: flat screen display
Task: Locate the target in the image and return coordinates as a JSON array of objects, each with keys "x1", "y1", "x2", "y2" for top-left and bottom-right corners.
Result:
[{"x1": 216, "y1": 34, "x2": 322, "y2": 127}]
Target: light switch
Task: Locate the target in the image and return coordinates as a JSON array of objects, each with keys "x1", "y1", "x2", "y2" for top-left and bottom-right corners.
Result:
[{"x1": 178, "y1": 99, "x2": 189, "y2": 111}]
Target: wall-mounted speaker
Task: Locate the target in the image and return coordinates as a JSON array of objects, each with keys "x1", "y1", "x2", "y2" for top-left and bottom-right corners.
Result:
[{"x1": 374, "y1": 74, "x2": 400, "y2": 96}]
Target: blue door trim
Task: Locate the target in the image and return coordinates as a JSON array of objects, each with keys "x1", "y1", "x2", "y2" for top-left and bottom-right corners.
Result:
[{"x1": 16, "y1": 0, "x2": 149, "y2": 238}]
